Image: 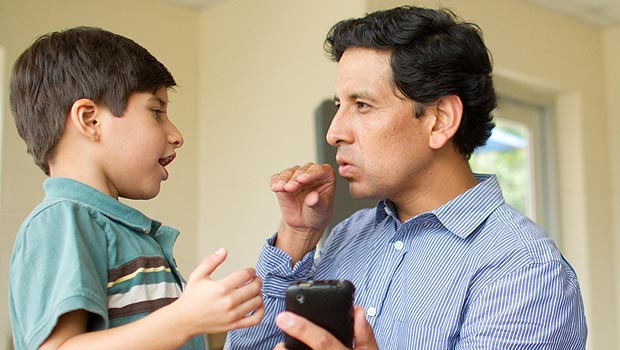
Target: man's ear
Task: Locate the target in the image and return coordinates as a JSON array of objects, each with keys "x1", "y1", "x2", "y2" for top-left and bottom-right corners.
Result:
[
  {"x1": 428, "y1": 95, "x2": 463, "y2": 150},
  {"x1": 69, "y1": 98, "x2": 100, "y2": 142}
]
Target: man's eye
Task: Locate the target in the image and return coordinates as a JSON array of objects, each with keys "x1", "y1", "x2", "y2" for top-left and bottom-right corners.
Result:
[{"x1": 357, "y1": 102, "x2": 369, "y2": 109}]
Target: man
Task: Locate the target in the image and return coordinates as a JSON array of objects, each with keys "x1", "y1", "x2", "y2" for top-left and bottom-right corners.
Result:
[{"x1": 227, "y1": 5, "x2": 587, "y2": 350}]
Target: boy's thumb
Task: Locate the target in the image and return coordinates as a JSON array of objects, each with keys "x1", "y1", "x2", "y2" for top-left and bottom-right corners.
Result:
[{"x1": 188, "y1": 248, "x2": 227, "y2": 283}]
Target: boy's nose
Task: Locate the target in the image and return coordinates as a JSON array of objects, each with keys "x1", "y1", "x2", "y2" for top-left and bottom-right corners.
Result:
[{"x1": 167, "y1": 122, "x2": 184, "y2": 148}]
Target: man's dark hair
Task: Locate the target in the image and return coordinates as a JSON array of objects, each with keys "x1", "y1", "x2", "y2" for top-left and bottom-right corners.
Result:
[
  {"x1": 324, "y1": 6, "x2": 496, "y2": 158},
  {"x1": 9, "y1": 26, "x2": 176, "y2": 175}
]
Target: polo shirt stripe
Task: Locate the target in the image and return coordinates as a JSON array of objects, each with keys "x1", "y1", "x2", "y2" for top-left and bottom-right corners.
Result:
[
  {"x1": 108, "y1": 297, "x2": 178, "y2": 319},
  {"x1": 107, "y1": 266, "x2": 173, "y2": 288},
  {"x1": 108, "y1": 281, "x2": 182, "y2": 309},
  {"x1": 108, "y1": 256, "x2": 171, "y2": 283}
]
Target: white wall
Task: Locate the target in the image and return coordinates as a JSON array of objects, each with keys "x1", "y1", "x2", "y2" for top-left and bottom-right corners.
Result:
[{"x1": 197, "y1": 0, "x2": 366, "y2": 278}]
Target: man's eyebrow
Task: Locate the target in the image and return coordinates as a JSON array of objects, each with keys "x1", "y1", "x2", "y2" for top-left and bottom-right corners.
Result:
[{"x1": 334, "y1": 91, "x2": 375, "y2": 102}]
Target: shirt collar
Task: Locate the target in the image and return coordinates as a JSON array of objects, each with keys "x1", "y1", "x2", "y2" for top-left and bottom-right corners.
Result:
[
  {"x1": 432, "y1": 174, "x2": 505, "y2": 239},
  {"x1": 373, "y1": 174, "x2": 505, "y2": 239},
  {"x1": 43, "y1": 177, "x2": 157, "y2": 234}
]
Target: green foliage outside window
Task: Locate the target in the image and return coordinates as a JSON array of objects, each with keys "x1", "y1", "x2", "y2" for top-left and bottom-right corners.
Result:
[{"x1": 469, "y1": 122, "x2": 531, "y2": 216}]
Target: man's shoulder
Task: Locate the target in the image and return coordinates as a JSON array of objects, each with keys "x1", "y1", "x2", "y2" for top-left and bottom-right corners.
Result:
[{"x1": 475, "y1": 203, "x2": 565, "y2": 267}]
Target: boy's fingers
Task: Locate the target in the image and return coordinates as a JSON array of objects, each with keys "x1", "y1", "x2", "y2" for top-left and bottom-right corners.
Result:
[
  {"x1": 233, "y1": 292, "x2": 264, "y2": 319},
  {"x1": 231, "y1": 302, "x2": 265, "y2": 330},
  {"x1": 219, "y1": 267, "x2": 258, "y2": 289},
  {"x1": 188, "y1": 248, "x2": 227, "y2": 283},
  {"x1": 228, "y1": 276, "x2": 262, "y2": 301}
]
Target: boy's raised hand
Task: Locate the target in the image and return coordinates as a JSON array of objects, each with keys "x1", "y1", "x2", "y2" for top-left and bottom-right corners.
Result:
[
  {"x1": 177, "y1": 248, "x2": 264, "y2": 335},
  {"x1": 269, "y1": 163, "x2": 336, "y2": 263}
]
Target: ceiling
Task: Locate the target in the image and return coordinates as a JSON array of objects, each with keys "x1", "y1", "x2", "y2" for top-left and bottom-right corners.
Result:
[{"x1": 162, "y1": 0, "x2": 620, "y2": 29}]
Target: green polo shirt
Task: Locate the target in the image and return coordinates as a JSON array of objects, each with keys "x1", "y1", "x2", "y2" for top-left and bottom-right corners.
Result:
[{"x1": 9, "y1": 178, "x2": 205, "y2": 350}]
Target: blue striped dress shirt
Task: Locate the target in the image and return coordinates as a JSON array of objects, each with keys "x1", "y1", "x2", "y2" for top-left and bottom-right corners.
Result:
[{"x1": 226, "y1": 174, "x2": 587, "y2": 349}]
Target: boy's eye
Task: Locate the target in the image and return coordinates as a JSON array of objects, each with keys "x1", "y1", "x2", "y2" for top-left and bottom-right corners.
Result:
[{"x1": 152, "y1": 109, "x2": 165, "y2": 119}]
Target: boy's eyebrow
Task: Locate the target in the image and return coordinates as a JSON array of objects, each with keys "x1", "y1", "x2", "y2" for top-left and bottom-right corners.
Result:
[{"x1": 149, "y1": 95, "x2": 168, "y2": 107}]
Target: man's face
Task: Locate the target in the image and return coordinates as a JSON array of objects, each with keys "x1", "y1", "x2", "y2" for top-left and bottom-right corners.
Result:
[{"x1": 327, "y1": 47, "x2": 433, "y2": 202}]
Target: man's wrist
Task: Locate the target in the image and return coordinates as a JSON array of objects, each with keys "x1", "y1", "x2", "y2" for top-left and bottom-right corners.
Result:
[{"x1": 274, "y1": 223, "x2": 323, "y2": 265}]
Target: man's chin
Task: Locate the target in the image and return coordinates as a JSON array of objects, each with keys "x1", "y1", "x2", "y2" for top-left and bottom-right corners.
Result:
[{"x1": 348, "y1": 184, "x2": 374, "y2": 200}]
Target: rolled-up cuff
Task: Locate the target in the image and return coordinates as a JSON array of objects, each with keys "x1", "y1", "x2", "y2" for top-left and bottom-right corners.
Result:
[{"x1": 256, "y1": 234, "x2": 316, "y2": 298}]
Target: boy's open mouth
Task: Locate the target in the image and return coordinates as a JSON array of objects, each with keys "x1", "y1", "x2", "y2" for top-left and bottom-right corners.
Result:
[{"x1": 158, "y1": 153, "x2": 176, "y2": 167}]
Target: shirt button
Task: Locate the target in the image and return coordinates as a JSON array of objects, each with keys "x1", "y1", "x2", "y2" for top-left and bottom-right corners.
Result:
[
  {"x1": 394, "y1": 241, "x2": 404, "y2": 250},
  {"x1": 367, "y1": 307, "x2": 377, "y2": 317}
]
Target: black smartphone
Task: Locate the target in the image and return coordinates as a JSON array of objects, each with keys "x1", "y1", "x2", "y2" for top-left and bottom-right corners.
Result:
[{"x1": 284, "y1": 279, "x2": 355, "y2": 350}]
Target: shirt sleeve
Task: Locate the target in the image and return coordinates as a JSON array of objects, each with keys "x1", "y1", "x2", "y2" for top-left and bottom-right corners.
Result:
[
  {"x1": 224, "y1": 234, "x2": 315, "y2": 350},
  {"x1": 9, "y1": 202, "x2": 109, "y2": 349},
  {"x1": 456, "y1": 260, "x2": 587, "y2": 350}
]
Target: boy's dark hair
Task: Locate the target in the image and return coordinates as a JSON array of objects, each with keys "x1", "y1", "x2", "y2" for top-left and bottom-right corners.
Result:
[
  {"x1": 9, "y1": 26, "x2": 176, "y2": 175},
  {"x1": 324, "y1": 6, "x2": 496, "y2": 158}
]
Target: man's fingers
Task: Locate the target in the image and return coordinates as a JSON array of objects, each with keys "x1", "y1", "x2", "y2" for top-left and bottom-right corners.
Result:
[
  {"x1": 270, "y1": 163, "x2": 335, "y2": 193},
  {"x1": 270, "y1": 166, "x2": 301, "y2": 191},
  {"x1": 188, "y1": 248, "x2": 227, "y2": 283},
  {"x1": 276, "y1": 311, "x2": 347, "y2": 350},
  {"x1": 352, "y1": 306, "x2": 378, "y2": 349}
]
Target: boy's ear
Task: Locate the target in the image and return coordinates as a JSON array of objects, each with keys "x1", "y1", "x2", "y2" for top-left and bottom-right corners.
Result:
[
  {"x1": 428, "y1": 95, "x2": 463, "y2": 150},
  {"x1": 69, "y1": 98, "x2": 100, "y2": 142}
]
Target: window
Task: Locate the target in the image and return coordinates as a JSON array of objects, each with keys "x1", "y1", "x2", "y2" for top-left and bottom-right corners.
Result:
[{"x1": 470, "y1": 97, "x2": 559, "y2": 241}]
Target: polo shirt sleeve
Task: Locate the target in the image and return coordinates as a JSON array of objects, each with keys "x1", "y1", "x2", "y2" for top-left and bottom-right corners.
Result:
[
  {"x1": 457, "y1": 260, "x2": 587, "y2": 350},
  {"x1": 10, "y1": 202, "x2": 109, "y2": 349}
]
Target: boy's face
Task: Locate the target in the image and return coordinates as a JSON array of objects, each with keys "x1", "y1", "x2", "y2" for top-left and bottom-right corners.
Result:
[{"x1": 97, "y1": 87, "x2": 184, "y2": 200}]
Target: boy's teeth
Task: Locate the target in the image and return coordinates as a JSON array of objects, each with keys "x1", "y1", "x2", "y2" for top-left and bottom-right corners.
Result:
[{"x1": 159, "y1": 156, "x2": 171, "y2": 166}]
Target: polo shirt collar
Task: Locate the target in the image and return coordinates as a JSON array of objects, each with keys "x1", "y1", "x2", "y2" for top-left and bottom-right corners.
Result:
[{"x1": 43, "y1": 177, "x2": 156, "y2": 234}]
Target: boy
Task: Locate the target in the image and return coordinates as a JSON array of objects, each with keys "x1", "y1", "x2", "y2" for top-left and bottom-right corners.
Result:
[{"x1": 8, "y1": 27, "x2": 264, "y2": 350}]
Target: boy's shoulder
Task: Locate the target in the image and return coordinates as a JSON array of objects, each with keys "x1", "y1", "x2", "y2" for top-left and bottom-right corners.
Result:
[
  {"x1": 15, "y1": 178, "x2": 125, "y2": 252},
  {"x1": 28, "y1": 177, "x2": 154, "y2": 229},
  {"x1": 19, "y1": 178, "x2": 103, "y2": 231}
]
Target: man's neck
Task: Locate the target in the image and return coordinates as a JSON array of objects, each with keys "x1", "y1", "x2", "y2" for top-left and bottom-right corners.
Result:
[{"x1": 391, "y1": 156, "x2": 477, "y2": 223}]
